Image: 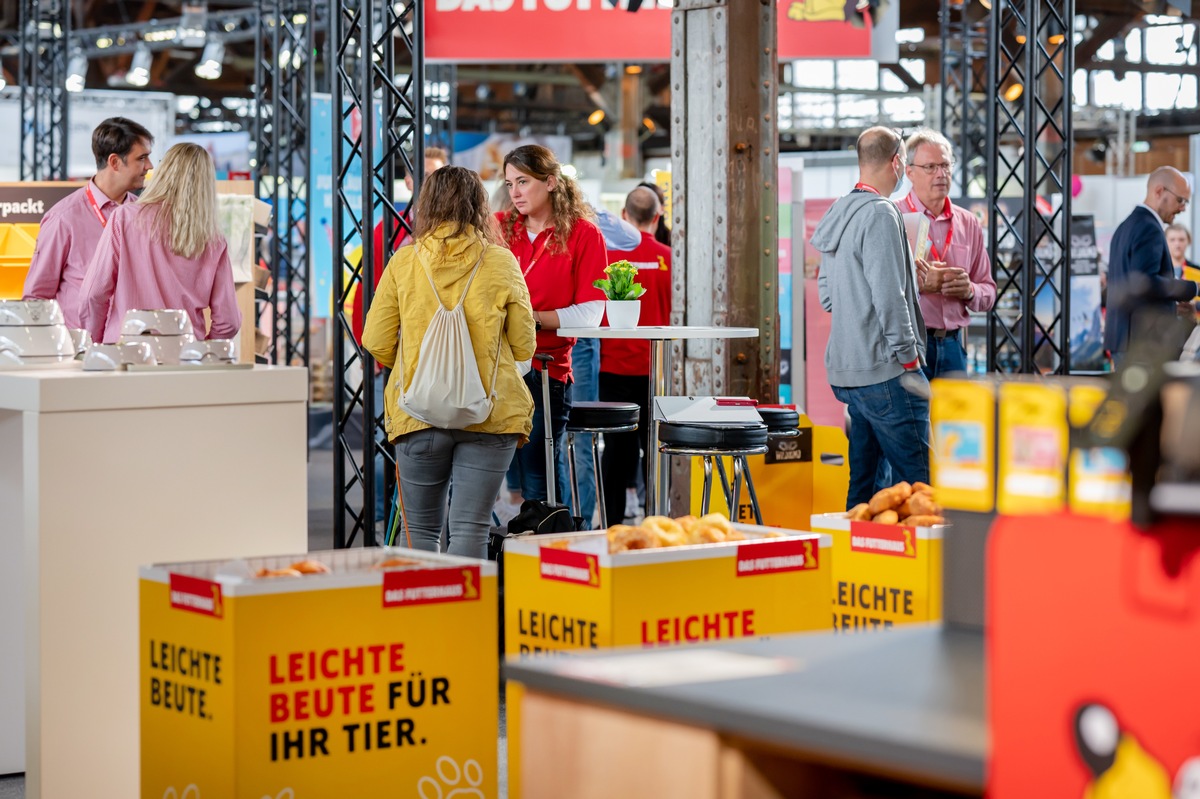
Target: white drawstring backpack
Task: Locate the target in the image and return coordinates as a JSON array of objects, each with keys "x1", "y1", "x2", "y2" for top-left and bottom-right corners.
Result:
[{"x1": 396, "y1": 247, "x2": 501, "y2": 429}]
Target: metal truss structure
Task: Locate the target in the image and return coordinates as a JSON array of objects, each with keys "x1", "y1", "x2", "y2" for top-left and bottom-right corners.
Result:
[
  {"x1": 986, "y1": 0, "x2": 1074, "y2": 374},
  {"x1": 254, "y1": 0, "x2": 314, "y2": 369},
  {"x1": 331, "y1": 0, "x2": 425, "y2": 548},
  {"x1": 939, "y1": 0, "x2": 989, "y2": 198},
  {"x1": 18, "y1": 0, "x2": 69, "y2": 180}
]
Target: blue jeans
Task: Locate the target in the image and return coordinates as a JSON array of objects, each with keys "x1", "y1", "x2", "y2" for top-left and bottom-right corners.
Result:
[
  {"x1": 513, "y1": 369, "x2": 573, "y2": 507},
  {"x1": 569, "y1": 338, "x2": 599, "y2": 522},
  {"x1": 921, "y1": 330, "x2": 968, "y2": 380},
  {"x1": 832, "y1": 374, "x2": 931, "y2": 510},
  {"x1": 395, "y1": 428, "x2": 517, "y2": 559}
]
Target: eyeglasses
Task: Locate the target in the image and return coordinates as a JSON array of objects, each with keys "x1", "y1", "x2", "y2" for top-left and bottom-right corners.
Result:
[
  {"x1": 1165, "y1": 187, "x2": 1191, "y2": 208},
  {"x1": 909, "y1": 162, "x2": 955, "y2": 176}
]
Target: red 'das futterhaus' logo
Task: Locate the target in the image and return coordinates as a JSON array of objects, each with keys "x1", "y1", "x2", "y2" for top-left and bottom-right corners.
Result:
[
  {"x1": 538, "y1": 547, "x2": 601, "y2": 588},
  {"x1": 849, "y1": 521, "x2": 918, "y2": 559},
  {"x1": 382, "y1": 567, "x2": 480, "y2": 608},
  {"x1": 736, "y1": 538, "x2": 820, "y2": 576},
  {"x1": 169, "y1": 573, "x2": 224, "y2": 618}
]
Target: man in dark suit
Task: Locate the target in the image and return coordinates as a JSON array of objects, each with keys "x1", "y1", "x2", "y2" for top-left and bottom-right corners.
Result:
[{"x1": 1105, "y1": 166, "x2": 1200, "y2": 360}]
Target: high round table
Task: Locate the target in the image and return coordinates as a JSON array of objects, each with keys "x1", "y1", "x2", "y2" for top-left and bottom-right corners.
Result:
[{"x1": 557, "y1": 325, "x2": 759, "y2": 517}]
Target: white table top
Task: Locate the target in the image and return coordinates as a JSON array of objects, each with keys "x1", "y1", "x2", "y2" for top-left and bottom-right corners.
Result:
[
  {"x1": 557, "y1": 325, "x2": 759, "y2": 340},
  {"x1": 0, "y1": 364, "x2": 308, "y2": 413}
]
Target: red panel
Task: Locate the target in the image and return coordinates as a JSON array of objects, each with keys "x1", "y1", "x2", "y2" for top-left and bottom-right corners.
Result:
[
  {"x1": 426, "y1": 0, "x2": 871, "y2": 63},
  {"x1": 988, "y1": 512, "x2": 1200, "y2": 798}
]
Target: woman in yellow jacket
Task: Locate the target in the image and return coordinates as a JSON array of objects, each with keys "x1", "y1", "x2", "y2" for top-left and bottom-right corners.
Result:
[{"x1": 363, "y1": 165, "x2": 535, "y2": 558}]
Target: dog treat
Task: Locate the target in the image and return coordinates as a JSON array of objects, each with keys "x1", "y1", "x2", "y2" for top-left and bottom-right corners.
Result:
[
  {"x1": 289, "y1": 559, "x2": 330, "y2": 575},
  {"x1": 372, "y1": 557, "x2": 421, "y2": 570},
  {"x1": 872, "y1": 509, "x2": 900, "y2": 525},
  {"x1": 606, "y1": 512, "x2": 744, "y2": 553},
  {"x1": 867, "y1": 482, "x2": 912, "y2": 516},
  {"x1": 902, "y1": 514, "x2": 945, "y2": 527},
  {"x1": 847, "y1": 503, "x2": 871, "y2": 521},
  {"x1": 256, "y1": 567, "x2": 303, "y2": 578},
  {"x1": 897, "y1": 491, "x2": 941, "y2": 519}
]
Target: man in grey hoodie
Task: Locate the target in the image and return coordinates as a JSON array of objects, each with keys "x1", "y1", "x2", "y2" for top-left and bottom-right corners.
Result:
[{"x1": 813, "y1": 126, "x2": 931, "y2": 509}]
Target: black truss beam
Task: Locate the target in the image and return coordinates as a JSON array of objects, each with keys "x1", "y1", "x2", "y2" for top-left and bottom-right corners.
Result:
[
  {"x1": 986, "y1": 0, "x2": 1074, "y2": 374},
  {"x1": 255, "y1": 0, "x2": 314, "y2": 369},
  {"x1": 19, "y1": 0, "x2": 69, "y2": 180},
  {"x1": 940, "y1": 0, "x2": 989, "y2": 198},
  {"x1": 331, "y1": 0, "x2": 425, "y2": 548}
]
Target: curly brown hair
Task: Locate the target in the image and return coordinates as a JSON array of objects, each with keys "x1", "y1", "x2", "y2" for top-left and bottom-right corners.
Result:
[
  {"x1": 500, "y1": 144, "x2": 594, "y2": 253},
  {"x1": 411, "y1": 165, "x2": 499, "y2": 246}
]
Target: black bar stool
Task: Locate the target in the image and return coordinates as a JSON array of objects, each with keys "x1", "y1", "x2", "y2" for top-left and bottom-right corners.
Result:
[
  {"x1": 658, "y1": 422, "x2": 769, "y2": 516},
  {"x1": 566, "y1": 401, "x2": 640, "y2": 529},
  {"x1": 714, "y1": 406, "x2": 801, "y2": 525}
]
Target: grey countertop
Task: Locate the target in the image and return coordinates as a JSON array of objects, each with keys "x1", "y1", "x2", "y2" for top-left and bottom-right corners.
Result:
[{"x1": 505, "y1": 625, "x2": 986, "y2": 791}]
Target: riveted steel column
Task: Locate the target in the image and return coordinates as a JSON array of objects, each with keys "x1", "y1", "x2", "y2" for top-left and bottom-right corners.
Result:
[{"x1": 669, "y1": 0, "x2": 778, "y2": 513}]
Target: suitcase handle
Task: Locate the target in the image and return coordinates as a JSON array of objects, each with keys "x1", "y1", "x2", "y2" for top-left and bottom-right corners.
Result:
[{"x1": 534, "y1": 353, "x2": 557, "y2": 506}]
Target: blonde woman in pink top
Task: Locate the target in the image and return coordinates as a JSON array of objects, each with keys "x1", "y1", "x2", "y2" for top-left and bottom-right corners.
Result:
[{"x1": 80, "y1": 142, "x2": 241, "y2": 344}]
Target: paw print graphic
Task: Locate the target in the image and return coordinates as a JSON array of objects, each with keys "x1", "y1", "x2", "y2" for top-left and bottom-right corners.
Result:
[
  {"x1": 417, "y1": 756, "x2": 485, "y2": 799},
  {"x1": 259, "y1": 790, "x2": 295, "y2": 799},
  {"x1": 162, "y1": 786, "x2": 200, "y2": 799}
]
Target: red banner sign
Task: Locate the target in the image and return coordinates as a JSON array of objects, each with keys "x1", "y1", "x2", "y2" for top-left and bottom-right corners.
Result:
[
  {"x1": 427, "y1": 0, "x2": 873, "y2": 63},
  {"x1": 169, "y1": 574, "x2": 225, "y2": 618},
  {"x1": 736, "y1": 538, "x2": 819, "y2": 576},
  {"x1": 539, "y1": 547, "x2": 601, "y2": 588},
  {"x1": 849, "y1": 521, "x2": 918, "y2": 559},
  {"x1": 382, "y1": 566, "x2": 482, "y2": 607}
]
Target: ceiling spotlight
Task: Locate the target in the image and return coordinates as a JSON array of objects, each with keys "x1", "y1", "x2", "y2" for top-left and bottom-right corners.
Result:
[
  {"x1": 588, "y1": 109, "x2": 606, "y2": 126},
  {"x1": 195, "y1": 40, "x2": 224, "y2": 79},
  {"x1": 1004, "y1": 83, "x2": 1024, "y2": 102},
  {"x1": 625, "y1": 65, "x2": 643, "y2": 75},
  {"x1": 127, "y1": 45, "x2": 151, "y2": 87},
  {"x1": 979, "y1": 0, "x2": 992, "y2": 8},
  {"x1": 642, "y1": 116, "x2": 656, "y2": 133},
  {"x1": 66, "y1": 51, "x2": 87, "y2": 92},
  {"x1": 96, "y1": 36, "x2": 113, "y2": 49}
]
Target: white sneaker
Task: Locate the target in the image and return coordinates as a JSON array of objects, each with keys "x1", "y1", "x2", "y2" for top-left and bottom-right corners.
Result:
[{"x1": 624, "y1": 488, "x2": 639, "y2": 521}]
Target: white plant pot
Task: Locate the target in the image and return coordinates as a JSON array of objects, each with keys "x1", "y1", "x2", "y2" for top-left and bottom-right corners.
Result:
[{"x1": 605, "y1": 299, "x2": 641, "y2": 329}]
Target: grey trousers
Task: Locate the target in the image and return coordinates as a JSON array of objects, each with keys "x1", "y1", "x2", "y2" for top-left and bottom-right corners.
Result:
[{"x1": 394, "y1": 427, "x2": 518, "y2": 559}]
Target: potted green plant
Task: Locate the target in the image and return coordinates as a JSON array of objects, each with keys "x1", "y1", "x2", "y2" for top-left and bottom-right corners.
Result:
[{"x1": 593, "y1": 260, "x2": 645, "y2": 329}]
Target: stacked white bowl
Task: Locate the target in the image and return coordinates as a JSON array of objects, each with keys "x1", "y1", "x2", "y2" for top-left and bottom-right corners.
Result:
[
  {"x1": 0, "y1": 299, "x2": 78, "y2": 368},
  {"x1": 118, "y1": 309, "x2": 197, "y2": 365}
]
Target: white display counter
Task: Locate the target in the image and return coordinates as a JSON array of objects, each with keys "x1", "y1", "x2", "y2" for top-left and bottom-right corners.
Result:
[{"x1": 0, "y1": 365, "x2": 309, "y2": 798}]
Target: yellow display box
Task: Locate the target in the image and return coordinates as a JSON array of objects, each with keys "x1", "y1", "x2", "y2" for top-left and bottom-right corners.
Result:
[
  {"x1": 688, "y1": 413, "x2": 850, "y2": 525},
  {"x1": 139, "y1": 548, "x2": 498, "y2": 799},
  {"x1": 810, "y1": 512, "x2": 945, "y2": 631},
  {"x1": 0, "y1": 223, "x2": 40, "y2": 299},
  {"x1": 503, "y1": 525, "x2": 832, "y2": 656},
  {"x1": 1067, "y1": 382, "x2": 1131, "y2": 519},
  {"x1": 931, "y1": 377, "x2": 997, "y2": 513}
]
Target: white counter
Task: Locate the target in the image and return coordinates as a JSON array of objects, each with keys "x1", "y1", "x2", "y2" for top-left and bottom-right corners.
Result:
[{"x1": 0, "y1": 365, "x2": 309, "y2": 798}]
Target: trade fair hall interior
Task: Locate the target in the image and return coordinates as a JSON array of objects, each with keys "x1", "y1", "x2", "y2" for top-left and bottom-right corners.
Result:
[{"x1": 2, "y1": 0, "x2": 1199, "y2": 797}]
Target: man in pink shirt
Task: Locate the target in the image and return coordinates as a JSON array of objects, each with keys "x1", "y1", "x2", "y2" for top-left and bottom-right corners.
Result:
[
  {"x1": 900, "y1": 129, "x2": 997, "y2": 378},
  {"x1": 22, "y1": 117, "x2": 154, "y2": 327}
]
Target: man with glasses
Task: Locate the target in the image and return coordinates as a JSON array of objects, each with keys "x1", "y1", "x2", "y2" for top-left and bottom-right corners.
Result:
[
  {"x1": 1105, "y1": 165, "x2": 1200, "y2": 360},
  {"x1": 814, "y1": 126, "x2": 930, "y2": 509},
  {"x1": 899, "y1": 129, "x2": 996, "y2": 378}
]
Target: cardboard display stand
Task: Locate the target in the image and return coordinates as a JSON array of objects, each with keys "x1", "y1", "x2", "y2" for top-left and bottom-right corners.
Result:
[
  {"x1": 810, "y1": 513, "x2": 946, "y2": 631},
  {"x1": 140, "y1": 548, "x2": 498, "y2": 799},
  {"x1": 503, "y1": 525, "x2": 832, "y2": 655}
]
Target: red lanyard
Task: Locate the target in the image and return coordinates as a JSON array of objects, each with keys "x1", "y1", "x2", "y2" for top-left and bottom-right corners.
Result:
[
  {"x1": 84, "y1": 184, "x2": 109, "y2": 228},
  {"x1": 520, "y1": 230, "x2": 551, "y2": 278},
  {"x1": 902, "y1": 194, "x2": 953, "y2": 262},
  {"x1": 853, "y1": 182, "x2": 881, "y2": 195}
]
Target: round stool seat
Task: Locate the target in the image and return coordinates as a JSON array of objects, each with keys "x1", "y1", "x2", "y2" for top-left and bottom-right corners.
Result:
[
  {"x1": 567, "y1": 401, "x2": 640, "y2": 431},
  {"x1": 757, "y1": 406, "x2": 800, "y2": 432},
  {"x1": 658, "y1": 422, "x2": 768, "y2": 450}
]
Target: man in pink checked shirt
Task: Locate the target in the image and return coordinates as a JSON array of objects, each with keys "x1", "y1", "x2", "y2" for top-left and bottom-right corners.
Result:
[
  {"x1": 22, "y1": 117, "x2": 154, "y2": 328},
  {"x1": 900, "y1": 129, "x2": 997, "y2": 378}
]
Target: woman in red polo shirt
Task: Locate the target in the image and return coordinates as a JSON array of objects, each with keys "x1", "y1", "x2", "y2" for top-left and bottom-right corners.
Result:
[{"x1": 500, "y1": 144, "x2": 607, "y2": 507}]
